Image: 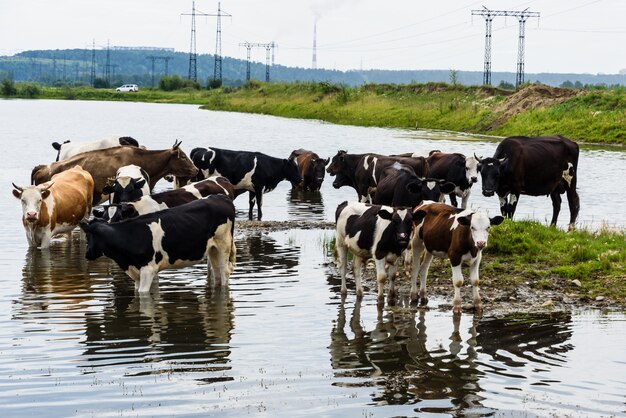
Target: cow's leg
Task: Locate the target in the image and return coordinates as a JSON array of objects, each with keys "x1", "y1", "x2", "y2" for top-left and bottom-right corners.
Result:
[
  {"x1": 353, "y1": 256, "x2": 364, "y2": 299},
  {"x1": 566, "y1": 185, "x2": 580, "y2": 231},
  {"x1": 138, "y1": 266, "x2": 157, "y2": 294},
  {"x1": 228, "y1": 240, "x2": 237, "y2": 275},
  {"x1": 418, "y1": 252, "x2": 433, "y2": 306},
  {"x1": 387, "y1": 259, "x2": 399, "y2": 302},
  {"x1": 248, "y1": 191, "x2": 256, "y2": 220},
  {"x1": 209, "y1": 246, "x2": 228, "y2": 286},
  {"x1": 498, "y1": 194, "x2": 509, "y2": 218},
  {"x1": 374, "y1": 258, "x2": 387, "y2": 305},
  {"x1": 409, "y1": 240, "x2": 425, "y2": 303},
  {"x1": 449, "y1": 193, "x2": 458, "y2": 207},
  {"x1": 39, "y1": 230, "x2": 53, "y2": 249},
  {"x1": 508, "y1": 193, "x2": 520, "y2": 219},
  {"x1": 336, "y1": 242, "x2": 348, "y2": 296},
  {"x1": 451, "y1": 263, "x2": 464, "y2": 315},
  {"x1": 549, "y1": 190, "x2": 562, "y2": 226},
  {"x1": 460, "y1": 190, "x2": 470, "y2": 210},
  {"x1": 469, "y1": 252, "x2": 483, "y2": 312},
  {"x1": 255, "y1": 190, "x2": 264, "y2": 220}
]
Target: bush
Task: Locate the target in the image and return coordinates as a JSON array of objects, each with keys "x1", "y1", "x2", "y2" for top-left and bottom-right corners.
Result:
[
  {"x1": 19, "y1": 83, "x2": 41, "y2": 98},
  {"x1": 159, "y1": 75, "x2": 184, "y2": 91},
  {"x1": 1, "y1": 79, "x2": 17, "y2": 96},
  {"x1": 208, "y1": 78, "x2": 222, "y2": 89}
]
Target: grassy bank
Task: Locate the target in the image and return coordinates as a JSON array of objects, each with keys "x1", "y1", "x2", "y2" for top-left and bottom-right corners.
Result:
[{"x1": 3, "y1": 81, "x2": 626, "y2": 145}]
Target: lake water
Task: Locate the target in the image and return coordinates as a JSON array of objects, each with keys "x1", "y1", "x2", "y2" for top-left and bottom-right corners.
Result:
[{"x1": 1, "y1": 99, "x2": 625, "y2": 417}]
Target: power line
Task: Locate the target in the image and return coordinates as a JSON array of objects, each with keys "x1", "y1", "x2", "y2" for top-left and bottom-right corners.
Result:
[{"x1": 239, "y1": 42, "x2": 277, "y2": 82}]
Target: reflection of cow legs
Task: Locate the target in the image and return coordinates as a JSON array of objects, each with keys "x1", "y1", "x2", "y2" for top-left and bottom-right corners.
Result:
[{"x1": 549, "y1": 190, "x2": 562, "y2": 226}]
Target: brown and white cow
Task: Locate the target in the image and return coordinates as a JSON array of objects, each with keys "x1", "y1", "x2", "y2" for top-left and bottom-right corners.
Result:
[
  {"x1": 31, "y1": 140, "x2": 197, "y2": 205},
  {"x1": 410, "y1": 202, "x2": 504, "y2": 314},
  {"x1": 13, "y1": 166, "x2": 94, "y2": 248},
  {"x1": 288, "y1": 149, "x2": 328, "y2": 192}
]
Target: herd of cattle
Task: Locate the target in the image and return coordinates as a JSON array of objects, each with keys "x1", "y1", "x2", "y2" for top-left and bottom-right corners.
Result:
[{"x1": 12, "y1": 134, "x2": 581, "y2": 313}]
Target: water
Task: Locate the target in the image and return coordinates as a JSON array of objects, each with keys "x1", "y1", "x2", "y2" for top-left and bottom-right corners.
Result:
[{"x1": 1, "y1": 99, "x2": 625, "y2": 417}]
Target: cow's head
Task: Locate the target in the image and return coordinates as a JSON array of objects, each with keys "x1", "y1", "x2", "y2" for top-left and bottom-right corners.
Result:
[
  {"x1": 456, "y1": 211, "x2": 504, "y2": 250},
  {"x1": 167, "y1": 140, "x2": 198, "y2": 179},
  {"x1": 378, "y1": 207, "x2": 413, "y2": 247},
  {"x1": 406, "y1": 178, "x2": 456, "y2": 206},
  {"x1": 465, "y1": 155, "x2": 480, "y2": 184},
  {"x1": 103, "y1": 176, "x2": 147, "y2": 204},
  {"x1": 475, "y1": 154, "x2": 507, "y2": 197},
  {"x1": 332, "y1": 171, "x2": 353, "y2": 189},
  {"x1": 309, "y1": 157, "x2": 329, "y2": 191},
  {"x1": 93, "y1": 203, "x2": 139, "y2": 223},
  {"x1": 327, "y1": 150, "x2": 348, "y2": 175},
  {"x1": 283, "y1": 158, "x2": 303, "y2": 187},
  {"x1": 51, "y1": 140, "x2": 71, "y2": 162},
  {"x1": 13, "y1": 182, "x2": 54, "y2": 223},
  {"x1": 78, "y1": 220, "x2": 107, "y2": 260}
]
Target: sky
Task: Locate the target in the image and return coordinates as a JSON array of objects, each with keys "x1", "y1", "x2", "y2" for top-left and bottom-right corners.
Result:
[{"x1": 1, "y1": 0, "x2": 625, "y2": 75}]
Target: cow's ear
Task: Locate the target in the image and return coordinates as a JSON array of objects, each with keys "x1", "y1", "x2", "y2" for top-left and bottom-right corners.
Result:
[
  {"x1": 406, "y1": 180, "x2": 422, "y2": 194},
  {"x1": 439, "y1": 181, "x2": 456, "y2": 194},
  {"x1": 490, "y1": 215, "x2": 505, "y2": 226},
  {"x1": 52, "y1": 141, "x2": 62, "y2": 151},
  {"x1": 92, "y1": 207, "x2": 105, "y2": 218},
  {"x1": 78, "y1": 221, "x2": 90, "y2": 232},
  {"x1": 134, "y1": 179, "x2": 146, "y2": 189},
  {"x1": 324, "y1": 158, "x2": 330, "y2": 165},
  {"x1": 412, "y1": 209, "x2": 427, "y2": 224},
  {"x1": 12, "y1": 189, "x2": 21, "y2": 199},
  {"x1": 377, "y1": 209, "x2": 394, "y2": 220},
  {"x1": 120, "y1": 203, "x2": 137, "y2": 218},
  {"x1": 457, "y1": 215, "x2": 471, "y2": 226},
  {"x1": 102, "y1": 184, "x2": 115, "y2": 194}
]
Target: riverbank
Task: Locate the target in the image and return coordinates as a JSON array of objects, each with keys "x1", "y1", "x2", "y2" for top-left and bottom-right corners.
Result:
[
  {"x1": 238, "y1": 219, "x2": 626, "y2": 311},
  {"x1": 3, "y1": 81, "x2": 626, "y2": 145}
]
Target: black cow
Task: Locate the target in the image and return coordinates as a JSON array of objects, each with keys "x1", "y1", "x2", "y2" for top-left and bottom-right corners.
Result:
[
  {"x1": 427, "y1": 152, "x2": 480, "y2": 209},
  {"x1": 79, "y1": 195, "x2": 236, "y2": 294},
  {"x1": 95, "y1": 176, "x2": 235, "y2": 223},
  {"x1": 477, "y1": 135, "x2": 580, "y2": 229},
  {"x1": 372, "y1": 163, "x2": 455, "y2": 208},
  {"x1": 327, "y1": 150, "x2": 429, "y2": 202},
  {"x1": 335, "y1": 200, "x2": 414, "y2": 305},
  {"x1": 288, "y1": 149, "x2": 329, "y2": 192},
  {"x1": 182, "y1": 147, "x2": 302, "y2": 220}
]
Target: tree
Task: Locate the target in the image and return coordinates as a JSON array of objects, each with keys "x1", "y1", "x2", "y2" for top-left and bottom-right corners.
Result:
[{"x1": 449, "y1": 69, "x2": 459, "y2": 86}]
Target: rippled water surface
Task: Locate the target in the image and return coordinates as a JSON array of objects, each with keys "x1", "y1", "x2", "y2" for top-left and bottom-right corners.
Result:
[{"x1": 1, "y1": 100, "x2": 625, "y2": 417}]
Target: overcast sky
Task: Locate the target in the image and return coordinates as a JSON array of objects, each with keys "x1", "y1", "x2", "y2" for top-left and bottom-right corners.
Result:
[{"x1": 1, "y1": 0, "x2": 624, "y2": 74}]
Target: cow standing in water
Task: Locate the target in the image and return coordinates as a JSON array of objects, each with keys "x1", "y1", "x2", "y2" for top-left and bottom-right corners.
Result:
[
  {"x1": 52, "y1": 136, "x2": 140, "y2": 161},
  {"x1": 410, "y1": 202, "x2": 504, "y2": 314},
  {"x1": 477, "y1": 135, "x2": 580, "y2": 229},
  {"x1": 288, "y1": 149, "x2": 328, "y2": 192},
  {"x1": 13, "y1": 166, "x2": 94, "y2": 248},
  {"x1": 426, "y1": 152, "x2": 480, "y2": 209}
]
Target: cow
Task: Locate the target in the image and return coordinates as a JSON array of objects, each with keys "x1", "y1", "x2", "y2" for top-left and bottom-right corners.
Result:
[
  {"x1": 426, "y1": 152, "x2": 480, "y2": 209},
  {"x1": 410, "y1": 202, "x2": 504, "y2": 314},
  {"x1": 288, "y1": 149, "x2": 329, "y2": 192},
  {"x1": 372, "y1": 162, "x2": 455, "y2": 208},
  {"x1": 327, "y1": 150, "x2": 429, "y2": 203},
  {"x1": 180, "y1": 147, "x2": 302, "y2": 220},
  {"x1": 102, "y1": 164, "x2": 151, "y2": 205},
  {"x1": 52, "y1": 136, "x2": 140, "y2": 161},
  {"x1": 32, "y1": 140, "x2": 197, "y2": 205},
  {"x1": 12, "y1": 166, "x2": 94, "y2": 248},
  {"x1": 476, "y1": 135, "x2": 580, "y2": 229},
  {"x1": 79, "y1": 195, "x2": 236, "y2": 294},
  {"x1": 335, "y1": 200, "x2": 414, "y2": 305},
  {"x1": 96, "y1": 176, "x2": 235, "y2": 223}
]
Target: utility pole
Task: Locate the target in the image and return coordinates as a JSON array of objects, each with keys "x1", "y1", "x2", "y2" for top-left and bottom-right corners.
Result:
[
  {"x1": 104, "y1": 41, "x2": 111, "y2": 86},
  {"x1": 90, "y1": 39, "x2": 96, "y2": 87},
  {"x1": 471, "y1": 7, "x2": 540, "y2": 88},
  {"x1": 239, "y1": 42, "x2": 277, "y2": 82}
]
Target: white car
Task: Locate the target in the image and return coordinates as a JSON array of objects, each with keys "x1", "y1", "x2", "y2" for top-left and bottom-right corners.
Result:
[{"x1": 116, "y1": 84, "x2": 139, "y2": 92}]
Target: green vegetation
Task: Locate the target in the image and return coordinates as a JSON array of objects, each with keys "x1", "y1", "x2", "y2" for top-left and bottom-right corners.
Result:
[{"x1": 482, "y1": 220, "x2": 626, "y2": 302}]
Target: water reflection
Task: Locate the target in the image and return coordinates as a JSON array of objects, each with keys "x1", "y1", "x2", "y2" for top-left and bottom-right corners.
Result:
[
  {"x1": 329, "y1": 302, "x2": 576, "y2": 416},
  {"x1": 286, "y1": 187, "x2": 326, "y2": 221},
  {"x1": 235, "y1": 232, "x2": 300, "y2": 276},
  {"x1": 82, "y1": 286, "x2": 235, "y2": 382}
]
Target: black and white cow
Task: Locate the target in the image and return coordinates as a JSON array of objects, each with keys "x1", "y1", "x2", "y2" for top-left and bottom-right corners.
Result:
[
  {"x1": 96, "y1": 176, "x2": 235, "y2": 223},
  {"x1": 410, "y1": 202, "x2": 504, "y2": 314},
  {"x1": 427, "y1": 152, "x2": 480, "y2": 209},
  {"x1": 52, "y1": 136, "x2": 140, "y2": 161},
  {"x1": 79, "y1": 195, "x2": 236, "y2": 294},
  {"x1": 477, "y1": 135, "x2": 580, "y2": 229},
  {"x1": 181, "y1": 147, "x2": 302, "y2": 220},
  {"x1": 335, "y1": 200, "x2": 414, "y2": 305},
  {"x1": 102, "y1": 164, "x2": 151, "y2": 205},
  {"x1": 372, "y1": 162, "x2": 456, "y2": 208}
]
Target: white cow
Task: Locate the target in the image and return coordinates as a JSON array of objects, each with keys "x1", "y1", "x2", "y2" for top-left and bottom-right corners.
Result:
[{"x1": 52, "y1": 136, "x2": 139, "y2": 161}]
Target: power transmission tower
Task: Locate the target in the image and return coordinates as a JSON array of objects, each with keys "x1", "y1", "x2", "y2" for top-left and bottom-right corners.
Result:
[
  {"x1": 181, "y1": 1, "x2": 208, "y2": 82},
  {"x1": 239, "y1": 42, "x2": 277, "y2": 82},
  {"x1": 208, "y1": 2, "x2": 232, "y2": 85},
  {"x1": 90, "y1": 39, "x2": 96, "y2": 87},
  {"x1": 312, "y1": 21, "x2": 317, "y2": 70},
  {"x1": 471, "y1": 7, "x2": 540, "y2": 88},
  {"x1": 147, "y1": 55, "x2": 172, "y2": 87},
  {"x1": 104, "y1": 41, "x2": 111, "y2": 86}
]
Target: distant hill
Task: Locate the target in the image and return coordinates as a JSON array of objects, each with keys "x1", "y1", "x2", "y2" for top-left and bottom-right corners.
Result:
[{"x1": 2, "y1": 48, "x2": 626, "y2": 88}]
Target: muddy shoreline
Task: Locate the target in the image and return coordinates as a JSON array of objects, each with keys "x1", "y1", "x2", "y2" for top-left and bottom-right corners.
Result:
[{"x1": 236, "y1": 219, "x2": 623, "y2": 315}]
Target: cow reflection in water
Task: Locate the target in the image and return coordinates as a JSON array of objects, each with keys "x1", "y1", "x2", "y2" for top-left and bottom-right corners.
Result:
[
  {"x1": 286, "y1": 187, "x2": 326, "y2": 221},
  {"x1": 82, "y1": 285, "x2": 235, "y2": 382},
  {"x1": 236, "y1": 232, "x2": 300, "y2": 275},
  {"x1": 329, "y1": 300, "x2": 486, "y2": 413}
]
